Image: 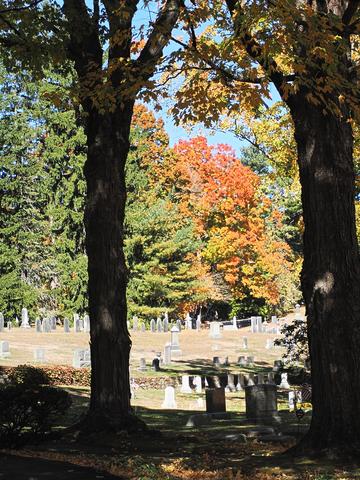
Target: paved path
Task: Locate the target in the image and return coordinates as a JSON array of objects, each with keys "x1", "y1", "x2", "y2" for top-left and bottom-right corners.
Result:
[{"x1": 0, "y1": 453, "x2": 121, "y2": 480}]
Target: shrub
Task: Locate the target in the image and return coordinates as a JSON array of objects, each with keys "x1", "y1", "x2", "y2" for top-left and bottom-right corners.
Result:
[
  {"x1": 0, "y1": 372, "x2": 71, "y2": 447},
  {"x1": 7, "y1": 364, "x2": 50, "y2": 387}
]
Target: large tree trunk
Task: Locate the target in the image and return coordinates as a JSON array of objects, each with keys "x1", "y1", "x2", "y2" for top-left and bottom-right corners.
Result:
[
  {"x1": 289, "y1": 93, "x2": 360, "y2": 455},
  {"x1": 80, "y1": 101, "x2": 143, "y2": 432}
]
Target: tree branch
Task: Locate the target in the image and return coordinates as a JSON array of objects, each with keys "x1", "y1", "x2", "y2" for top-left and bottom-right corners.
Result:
[
  {"x1": 342, "y1": 0, "x2": 360, "y2": 25},
  {"x1": 224, "y1": 0, "x2": 289, "y2": 98},
  {"x1": 136, "y1": 0, "x2": 181, "y2": 76},
  {"x1": 0, "y1": 0, "x2": 43, "y2": 15}
]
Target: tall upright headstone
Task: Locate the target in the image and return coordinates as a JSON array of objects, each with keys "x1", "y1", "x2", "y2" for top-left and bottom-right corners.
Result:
[
  {"x1": 170, "y1": 326, "x2": 181, "y2": 356},
  {"x1": 245, "y1": 384, "x2": 279, "y2": 423},
  {"x1": 194, "y1": 376, "x2": 202, "y2": 393},
  {"x1": 21, "y1": 308, "x2": 30, "y2": 328},
  {"x1": 256, "y1": 316, "x2": 263, "y2": 333},
  {"x1": 150, "y1": 318, "x2": 156, "y2": 332},
  {"x1": 35, "y1": 318, "x2": 42, "y2": 333},
  {"x1": 51, "y1": 316, "x2": 57, "y2": 330},
  {"x1": 64, "y1": 318, "x2": 70, "y2": 333},
  {"x1": 176, "y1": 319, "x2": 182, "y2": 331},
  {"x1": 196, "y1": 314, "x2": 201, "y2": 331},
  {"x1": 163, "y1": 314, "x2": 169, "y2": 333},
  {"x1": 74, "y1": 313, "x2": 81, "y2": 333},
  {"x1": 42, "y1": 318, "x2": 51, "y2": 333},
  {"x1": 279, "y1": 373, "x2": 290, "y2": 389},
  {"x1": 232, "y1": 316, "x2": 238, "y2": 330},
  {"x1": 132, "y1": 316, "x2": 139, "y2": 331},
  {"x1": 0, "y1": 313, "x2": 4, "y2": 332},
  {"x1": 242, "y1": 337, "x2": 248, "y2": 349},
  {"x1": 83, "y1": 315, "x2": 90, "y2": 333},
  {"x1": 156, "y1": 317, "x2": 163, "y2": 333},
  {"x1": 250, "y1": 316, "x2": 256, "y2": 333},
  {"x1": 295, "y1": 303, "x2": 302, "y2": 320},
  {"x1": 164, "y1": 343, "x2": 171, "y2": 365}
]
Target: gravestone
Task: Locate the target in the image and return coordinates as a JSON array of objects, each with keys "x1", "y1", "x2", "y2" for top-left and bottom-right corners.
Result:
[
  {"x1": 242, "y1": 337, "x2": 248, "y2": 349},
  {"x1": 213, "y1": 356, "x2": 221, "y2": 366},
  {"x1": 206, "y1": 388, "x2": 226, "y2": 413},
  {"x1": 271, "y1": 315, "x2": 278, "y2": 324},
  {"x1": 247, "y1": 356, "x2": 254, "y2": 366},
  {"x1": 288, "y1": 391, "x2": 296, "y2": 410},
  {"x1": 150, "y1": 318, "x2": 156, "y2": 332},
  {"x1": 256, "y1": 316, "x2": 263, "y2": 333},
  {"x1": 156, "y1": 317, "x2": 163, "y2": 332},
  {"x1": 170, "y1": 326, "x2": 181, "y2": 355},
  {"x1": 238, "y1": 355, "x2": 247, "y2": 366},
  {"x1": 245, "y1": 384, "x2": 279, "y2": 423},
  {"x1": 273, "y1": 359, "x2": 282, "y2": 371},
  {"x1": 267, "y1": 372, "x2": 275, "y2": 384},
  {"x1": 51, "y1": 316, "x2": 57, "y2": 330},
  {"x1": 15, "y1": 316, "x2": 19, "y2": 327},
  {"x1": 180, "y1": 375, "x2": 192, "y2": 393},
  {"x1": 194, "y1": 376, "x2": 202, "y2": 393},
  {"x1": 35, "y1": 318, "x2": 42, "y2": 333},
  {"x1": 163, "y1": 316, "x2": 169, "y2": 333},
  {"x1": 132, "y1": 316, "x2": 138, "y2": 331},
  {"x1": 7, "y1": 322, "x2": 11, "y2": 331},
  {"x1": 64, "y1": 318, "x2": 70, "y2": 333},
  {"x1": 196, "y1": 314, "x2": 201, "y2": 331},
  {"x1": 176, "y1": 319, "x2": 182, "y2": 331},
  {"x1": 141, "y1": 322, "x2": 146, "y2": 332},
  {"x1": 257, "y1": 373, "x2": 265, "y2": 385},
  {"x1": 222, "y1": 356, "x2": 230, "y2": 367},
  {"x1": 247, "y1": 373, "x2": 255, "y2": 386},
  {"x1": 209, "y1": 321, "x2": 221, "y2": 339},
  {"x1": 163, "y1": 343, "x2": 171, "y2": 365},
  {"x1": 73, "y1": 313, "x2": 80, "y2": 332},
  {"x1": 236, "y1": 373, "x2": 245, "y2": 391},
  {"x1": 227, "y1": 374, "x2": 236, "y2": 392},
  {"x1": 185, "y1": 313, "x2": 192, "y2": 330},
  {"x1": 0, "y1": 313, "x2": 4, "y2": 332},
  {"x1": 34, "y1": 348, "x2": 45, "y2": 362},
  {"x1": 294, "y1": 303, "x2": 302, "y2": 320},
  {"x1": 162, "y1": 386, "x2": 177, "y2": 409},
  {"x1": 213, "y1": 375, "x2": 221, "y2": 388},
  {"x1": 279, "y1": 373, "x2": 290, "y2": 389},
  {"x1": 266, "y1": 339, "x2": 274, "y2": 349},
  {"x1": 83, "y1": 315, "x2": 90, "y2": 333},
  {"x1": 232, "y1": 316, "x2": 238, "y2": 330},
  {"x1": 152, "y1": 358, "x2": 161, "y2": 371},
  {"x1": 79, "y1": 317, "x2": 84, "y2": 331},
  {"x1": 42, "y1": 318, "x2": 51, "y2": 333},
  {"x1": 250, "y1": 316, "x2": 257, "y2": 333},
  {"x1": 139, "y1": 357, "x2": 147, "y2": 371},
  {"x1": 73, "y1": 349, "x2": 91, "y2": 368},
  {"x1": 21, "y1": 307, "x2": 30, "y2": 328},
  {"x1": 0, "y1": 341, "x2": 10, "y2": 358}
]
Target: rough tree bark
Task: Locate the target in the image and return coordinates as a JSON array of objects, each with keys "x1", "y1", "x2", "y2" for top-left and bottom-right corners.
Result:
[
  {"x1": 289, "y1": 93, "x2": 360, "y2": 454},
  {"x1": 62, "y1": 0, "x2": 180, "y2": 432},
  {"x1": 223, "y1": 0, "x2": 360, "y2": 456}
]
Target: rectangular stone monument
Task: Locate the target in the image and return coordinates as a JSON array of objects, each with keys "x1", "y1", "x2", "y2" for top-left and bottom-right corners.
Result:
[
  {"x1": 51, "y1": 316, "x2": 56, "y2": 330},
  {"x1": 74, "y1": 314, "x2": 81, "y2": 333},
  {"x1": 194, "y1": 376, "x2": 202, "y2": 393},
  {"x1": 238, "y1": 355, "x2": 247, "y2": 366},
  {"x1": 247, "y1": 356, "x2": 254, "y2": 366},
  {"x1": 21, "y1": 307, "x2": 30, "y2": 328},
  {"x1": 163, "y1": 343, "x2": 171, "y2": 365},
  {"x1": 227, "y1": 374, "x2": 236, "y2": 392},
  {"x1": 250, "y1": 316, "x2": 257, "y2": 333},
  {"x1": 73, "y1": 349, "x2": 91, "y2": 368},
  {"x1": 162, "y1": 386, "x2": 177, "y2": 409},
  {"x1": 206, "y1": 388, "x2": 226, "y2": 413},
  {"x1": 138, "y1": 357, "x2": 147, "y2": 371},
  {"x1": 242, "y1": 337, "x2": 248, "y2": 349},
  {"x1": 209, "y1": 321, "x2": 221, "y2": 339},
  {"x1": 35, "y1": 318, "x2": 42, "y2": 333},
  {"x1": 170, "y1": 326, "x2": 181, "y2": 356},
  {"x1": 42, "y1": 318, "x2": 51, "y2": 333},
  {"x1": 256, "y1": 316, "x2": 263, "y2": 333},
  {"x1": 132, "y1": 316, "x2": 138, "y2": 331},
  {"x1": 176, "y1": 319, "x2": 182, "y2": 331},
  {"x1": 0, "y1": 313, "x2": 4, "y2": 332},
  {"x1": 156, "y1": 317, "x2": 163, "y2": 332},
  {"x1": 245, "y1": 384, "x2": 279, "y2": 424},
  {"x1": 150, "y1": 318, "x2": 156, "y2": 332},
  {"x1": 0, "y1": 341, "x2": 10, "y2": 358},
  {"x1": 34, "y1": 348, "x2": 45, "y2": 362},
  {"x1": 64, "y1": 318, "x2": 70, "y2": 333},
  {"x1": 83, "y1": 315, "x2": 90, "y2": 333},
  {"x1": 180, "y1": 375, "x2": 192, "y2": 393}
]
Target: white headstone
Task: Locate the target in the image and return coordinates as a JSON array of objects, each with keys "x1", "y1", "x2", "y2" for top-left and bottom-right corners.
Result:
[
  {"x1": 242, "y1": 337, "x2": 248, "y2": 349},
  {"x1": 232, "y1": 316, "x2": 238, "y2": 330},
  {"x1": 279, "y1": 372, "x2": 290, "y2": 389},
  {"x1": 163, "y1": 343, "x2": 171, "y2": 365},
  {"x1": 64, "y1": 318, "x2": 70, "y2": 333},
  {"x1": 156, "y1": 317, "x2": 163, "y2": 332},
  {"x1": 162, "y1": 386, "x2": 177, "y2": 409},
  {"x1": 266, "y1": 339, "x2": 274, "y2": 349},
  {"x1": 170, "y1": 326, "x2": 181, "y2": 355},
  {"x1": 150, "y1": 318, "x2": 156, "y2": 332},
  {"x1": 194, "y1": 376, "x2": 202, "y2": 393},
  {"x1": 180, "y1": 375, "x2": 192, "y2": 393},
  {"x1": 83, "y1": 315, "x2": 90, "y2": 333},
  {"x1": 139, "y1": 357, "x2": 147, "y2": 371},
  {"x1": 21, "y1": 308, "x2": 30, "y2": 328},
  {"x1": 250, "y1": 316, "x2": 257, "y2": 333},
  {"x1": 73, "y1": 313, "x2": 81, "y2": 332},
  {"x1": 0, "y1": 313, "x2": 4, "y2": 332},
  {"x1": 73, "y1": 348, "x2": 91, "y2": 368},
  {"x1": 35, "y1": 318, "x2": 42, "y2": 333},
  {"x1": 256, "y1": 316, "x2": 263, "y2": 333},
  {"x1": 295, "y1": 304, "x2": 302, "y2": 320},
  {"x1": 0, "y1": 341, "x2": 10, "y2": 358},
  {"x1": 209, "y1": 321, "x2": 221, "y2": 339},
  {"x1": 34, "y1": 348, "x2": 45, "y2": 362}
]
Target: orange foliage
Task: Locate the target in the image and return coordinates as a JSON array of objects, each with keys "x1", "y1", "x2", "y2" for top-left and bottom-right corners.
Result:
[{"x1": 173, "y1": 137, "x2": 293, "y2": 306}]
